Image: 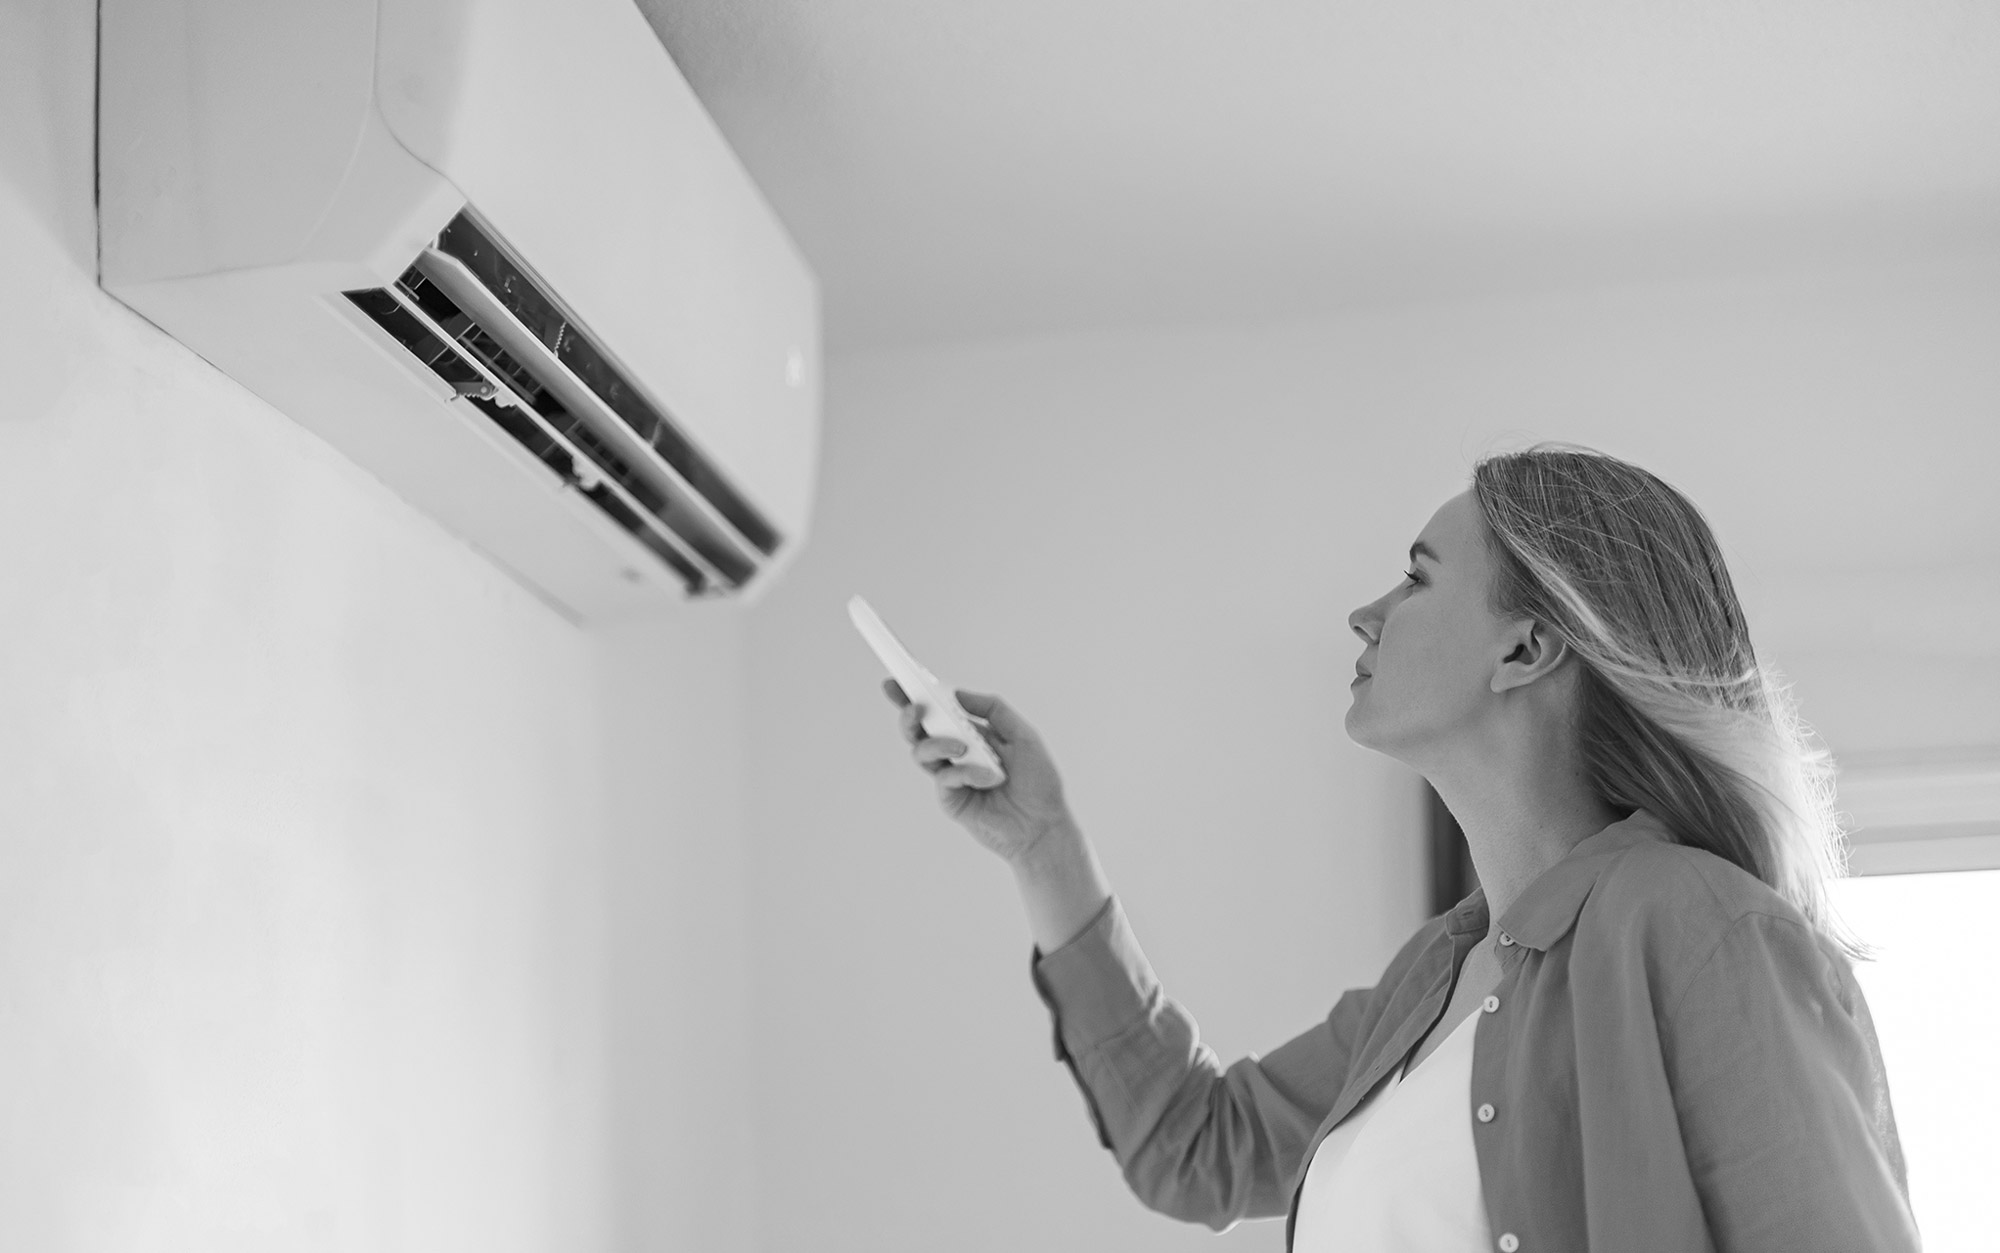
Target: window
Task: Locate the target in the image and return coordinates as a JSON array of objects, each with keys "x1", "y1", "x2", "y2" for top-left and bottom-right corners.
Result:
[
  {"x1": 1831, "y1": 869, "x2": 1998, "y2": 1252},
  {"x1": 1830, "y1": 753, "x2": 2000, "y2": 1253}
]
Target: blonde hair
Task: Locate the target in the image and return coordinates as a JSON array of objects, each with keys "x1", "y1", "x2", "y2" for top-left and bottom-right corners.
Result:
[{"x1": 1471, "y1": 444, "x2": 1861, "y2": 958}]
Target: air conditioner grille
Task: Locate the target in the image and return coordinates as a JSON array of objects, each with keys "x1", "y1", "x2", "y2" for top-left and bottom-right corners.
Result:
[
  {"x1": 344, "y1": 289, "x2": 488, "y2": 395},
  {"x1": 396, "y1": 269, "x2": 671, "y2": 523},
  {"x1": 433, "y1": 213, "x2": 781, "y2": 557},
  {"x1": 343, "y1": 274, "x2": 730, "y2": 595}
]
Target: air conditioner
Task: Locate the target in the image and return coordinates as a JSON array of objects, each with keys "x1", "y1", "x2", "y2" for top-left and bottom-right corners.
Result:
[{"x1": 97, "y1": 0, "x2": 820, "y2": 619}]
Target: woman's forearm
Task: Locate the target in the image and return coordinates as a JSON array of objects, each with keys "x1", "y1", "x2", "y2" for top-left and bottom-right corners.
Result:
[{"x1": 1010, "y1": 814, "x2": 1114, "y2": 954}]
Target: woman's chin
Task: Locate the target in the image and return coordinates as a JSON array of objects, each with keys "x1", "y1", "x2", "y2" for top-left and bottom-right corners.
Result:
[{"x1": 1343, "y1": 702, "x2": 1407, "y2": 760}]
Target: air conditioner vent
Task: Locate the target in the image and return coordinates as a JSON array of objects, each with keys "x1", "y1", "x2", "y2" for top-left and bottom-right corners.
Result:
[
  {"x1": 430, "y1": 212, "x2": 781, "y2": 557},
  {"x1": 342, "y1": 210, "x2": 783, "y2": 598},
  {"x1": 344, "y1": 282, "x2": 715, "y2": 593}
]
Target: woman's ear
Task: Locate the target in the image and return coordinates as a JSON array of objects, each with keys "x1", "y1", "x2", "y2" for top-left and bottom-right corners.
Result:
[{"x1": 1492, "y1": 620, "x2": 1570, "y2": 693}]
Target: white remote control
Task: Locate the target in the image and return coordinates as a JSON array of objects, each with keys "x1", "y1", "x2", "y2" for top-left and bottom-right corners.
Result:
[{"x1": 848, "y1": 595, "x2": 1007, "y2": 789}]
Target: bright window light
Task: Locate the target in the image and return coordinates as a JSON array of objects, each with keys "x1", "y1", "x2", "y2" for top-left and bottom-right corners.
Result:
[{"x1": 1829, "y1": 869, "x2": 2000, "y2": 1252}]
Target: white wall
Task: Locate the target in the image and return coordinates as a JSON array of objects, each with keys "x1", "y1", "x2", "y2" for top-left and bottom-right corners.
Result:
[
  {"x1": 597, "y1": 612, "x2": 758, "y2": 1253},
  {"x1": 745, "y1": 250, "x2": 2000, "y2": 1250},
  {"x1": 0, "y1": 5, "x2": 756, "y2": 1251}
]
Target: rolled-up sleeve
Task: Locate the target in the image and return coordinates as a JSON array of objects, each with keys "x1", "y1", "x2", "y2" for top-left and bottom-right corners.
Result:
[
  {"x1": 1027, "y1": 895, "x2": 1359, "y2": 1231},
  {"x1": 1663, "y1": 911, "x2": 1921, "y2": 1253}
]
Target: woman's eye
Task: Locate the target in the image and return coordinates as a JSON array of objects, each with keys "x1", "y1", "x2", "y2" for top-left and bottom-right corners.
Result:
[{"x1": 1402, "y1": 568, "x2": 1423, "y2": 586}]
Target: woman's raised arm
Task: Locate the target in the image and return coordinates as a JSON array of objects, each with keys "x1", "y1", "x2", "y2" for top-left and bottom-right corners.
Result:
[
  {"x1": 884, "y1": 680, "x2": 1111, "y2": 952},
  {"x1": 881, "y1": 681, "x2": 1364, "y2": 1229}
]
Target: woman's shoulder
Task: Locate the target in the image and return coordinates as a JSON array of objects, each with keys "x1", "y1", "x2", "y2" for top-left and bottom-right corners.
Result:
[
  {"x1": 1578, "y1": 831, "x2": 1826, "y2": 980},
  {"x1": 1594, "y1": 834, "x2": 1791, "y2": 921}
]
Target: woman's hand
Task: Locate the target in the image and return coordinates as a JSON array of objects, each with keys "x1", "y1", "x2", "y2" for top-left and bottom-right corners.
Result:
[{"x1": 883, "y1": 680, "x2": 1074, "y2": 866}]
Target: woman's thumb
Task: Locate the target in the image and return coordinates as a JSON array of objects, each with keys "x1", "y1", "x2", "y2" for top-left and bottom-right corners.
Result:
[{"x1": 954, "y1": 689, "x2": 1016, "y2": 733}]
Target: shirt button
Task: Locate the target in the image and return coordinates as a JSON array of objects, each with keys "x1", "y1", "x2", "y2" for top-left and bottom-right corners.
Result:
[
  {"x1": 1482, "y1": 995, "x2": 1501, "y2": 1013},
  {"x1": 1498, "y1": 1235, "x2": 1521, "y2": 1252},
  {"x1": 1497, "y1": 932, "x2": 1515, "y2": 947},
  {"x1": 1477, "y1": 1102, "x2": 1496, "y2": 1123}
]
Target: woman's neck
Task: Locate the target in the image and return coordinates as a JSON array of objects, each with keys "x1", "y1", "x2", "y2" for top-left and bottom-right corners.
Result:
[{"x1": 1424, "y1": 719, "x2": 1625, "y2": 926}]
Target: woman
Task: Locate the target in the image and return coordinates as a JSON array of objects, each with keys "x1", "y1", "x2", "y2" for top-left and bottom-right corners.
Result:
[{"x1": 882, "y1": 445, "x2": 1918, "y2": 1252}]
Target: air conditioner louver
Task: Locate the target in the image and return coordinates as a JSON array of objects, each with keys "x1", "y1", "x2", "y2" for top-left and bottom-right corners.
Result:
[{"x1": 343, "y1": 209, "x2": 780, "y2": 597}]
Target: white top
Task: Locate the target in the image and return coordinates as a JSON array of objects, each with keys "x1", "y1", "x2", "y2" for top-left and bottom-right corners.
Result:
[{"x1": 1291, "y1": 1009, "x2": 1493, "y2": 1252}]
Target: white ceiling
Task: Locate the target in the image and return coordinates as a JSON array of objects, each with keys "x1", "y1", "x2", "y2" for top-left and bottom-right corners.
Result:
[{"x1": 638, "y1": 1, "x2": 2000, "y2": 351}]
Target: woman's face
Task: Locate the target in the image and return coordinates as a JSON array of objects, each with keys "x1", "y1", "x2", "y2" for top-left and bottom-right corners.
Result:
[{"x1": 1344, "y1": 491, "x2": 1521, "y2": 763}]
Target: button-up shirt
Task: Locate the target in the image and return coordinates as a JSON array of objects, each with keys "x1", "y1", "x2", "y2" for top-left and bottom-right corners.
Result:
[{"x1": 1028, "y1": 811, "x2": 1920, "y2": 1251}]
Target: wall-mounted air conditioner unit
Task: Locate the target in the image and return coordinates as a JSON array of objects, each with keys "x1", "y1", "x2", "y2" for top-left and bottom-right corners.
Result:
[{"x1": 98, "y1": 0, "x2": 819, "y2": 619}]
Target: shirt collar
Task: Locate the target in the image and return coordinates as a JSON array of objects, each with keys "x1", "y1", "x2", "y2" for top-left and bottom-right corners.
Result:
[{"x1": 1443, "y1": 810, "x2": 1674, "y2": 951}]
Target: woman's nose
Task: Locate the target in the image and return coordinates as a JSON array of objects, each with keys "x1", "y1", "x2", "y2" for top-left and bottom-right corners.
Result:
[{"x1": 1349, "y1": 601, "x2": 1381, "y2": 646}]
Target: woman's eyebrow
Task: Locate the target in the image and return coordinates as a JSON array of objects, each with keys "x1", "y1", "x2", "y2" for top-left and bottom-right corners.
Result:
[{"x1": 1409, "y1": 540, "x2": 1442, "y2": 565}]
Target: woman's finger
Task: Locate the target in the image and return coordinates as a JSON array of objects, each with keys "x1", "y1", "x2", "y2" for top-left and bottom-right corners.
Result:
[
  {"x1": 932, "y1": 763, "x2": 975, "y2": 789},
  {"x1": 934, "y1": 762, "x2": 1001, "y2": 791},
  {"x1": 913, "y1": 738, "x2": 968, "y2": 766}
]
